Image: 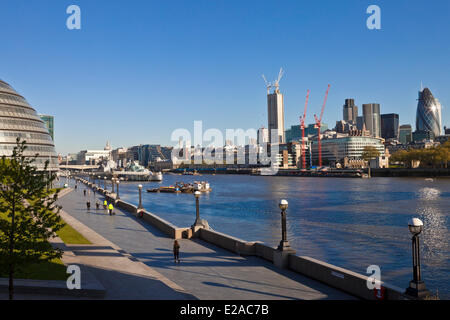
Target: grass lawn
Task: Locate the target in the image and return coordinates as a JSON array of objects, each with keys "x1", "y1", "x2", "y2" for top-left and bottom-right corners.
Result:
[
  {"x1": 0, "y1": 259, "x2": 68, "y2": 281},
  {"x1": 56, "y1": 222, "x2": 91, "y2": 245}
]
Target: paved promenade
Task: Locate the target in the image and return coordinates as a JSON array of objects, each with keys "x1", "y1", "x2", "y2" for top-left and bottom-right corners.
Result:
[{"x1": 56, "y1": 183, "x2": 354, "y2": 300}]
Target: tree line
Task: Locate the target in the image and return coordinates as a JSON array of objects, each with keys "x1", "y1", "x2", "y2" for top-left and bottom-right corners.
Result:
[{"x1": 390, "y1": 141, "x2": 450, "y2": 168}]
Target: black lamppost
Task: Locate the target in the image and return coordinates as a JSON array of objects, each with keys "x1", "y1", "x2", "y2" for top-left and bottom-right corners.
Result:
[
  {"x1": 104, "y1": 176, "x2": 107, "y2": 190},
  {"x1": 116, "y1": 180, "x2": 120, "y2": 199},
  {"x1": 277, "y1": 199, "x2": 292, "y2": 251},
  {"x1": 405, "y1": 218, "x2": 430, "y2": 298},
  {"x1": 111, "y1": 178, "x2": 115, "y2": 193},
  {"x1": 192, "y1": 191, "x2": 202, "y2": 227},
  {"x1": 138, "y1": 184, "x2": 143, "y2": 209}
]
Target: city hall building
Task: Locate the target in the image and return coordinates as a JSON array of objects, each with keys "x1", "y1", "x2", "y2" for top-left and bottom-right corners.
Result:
[{"x1": 0, "y1": 79, "x2": 58, "y2": 171}]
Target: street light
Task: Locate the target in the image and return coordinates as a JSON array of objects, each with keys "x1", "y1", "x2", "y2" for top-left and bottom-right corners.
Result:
[
  {"x1": 138, "y1": 184, "x2": 143, "y2": 209},
  {"x1": 405, "y1": 218, "x2": 430, "y2": 298},
  {"x1": 111, "y1": 177, "x2": 115, "y2": 193},
  {"x1": 104, "y1": 176, "x2": 107, "y2": 190},
  {"x1": 192, "y1": 191, "x2": 202, "y2": 227},
  {"x1": 116, "y1": 180, "x2": 120, "y2": 199},
  {"x1": 277, "y1": 199, "x2": 292, "y2": 251}
]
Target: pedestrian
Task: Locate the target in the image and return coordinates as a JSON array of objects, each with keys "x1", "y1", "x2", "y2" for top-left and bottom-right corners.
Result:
[
  {"x1": 96, "y1": 202, "x2": 100, "y2": 210},
  {"x1": 173, "y1": 240, "x2": 180, "y2": 263},
  {"x1": 108, "y1": 203, "x2": 114, "y2": 215},
  {"x1": 83, "y1": 189, "x2": 86, "y2": 196},
  {"x1": 75, "y1": 184, "x2": 77, "y2": 190},
  {"x1": 86, "y1": 201, "x2": 91, "y2": 210},
  {"x1": 103, "y1": 199, "x2": 107, "y2": 210}
]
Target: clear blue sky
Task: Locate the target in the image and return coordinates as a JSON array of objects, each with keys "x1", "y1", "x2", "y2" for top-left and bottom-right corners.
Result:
[{"x1": 1, "y1": 0, "x2": 449, "y2": 155}]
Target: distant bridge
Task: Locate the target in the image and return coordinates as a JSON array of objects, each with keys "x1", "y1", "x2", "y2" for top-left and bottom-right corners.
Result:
[{"x1": 59, "y1": 164, "x2": 100, "y2": 171}]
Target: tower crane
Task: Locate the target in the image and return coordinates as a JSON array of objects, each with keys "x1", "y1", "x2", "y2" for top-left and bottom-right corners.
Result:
[
  {"x1": 314, "y1": 84, "x2": 331, "y2": 167},
  {"x1": 299, "y1": 89, "x2": 310, "y2": 170}
]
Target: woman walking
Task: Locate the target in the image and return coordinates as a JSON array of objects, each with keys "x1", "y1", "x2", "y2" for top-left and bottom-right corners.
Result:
[{"x1": 173, "y1": 240, "x2": 180, "y2": 263}]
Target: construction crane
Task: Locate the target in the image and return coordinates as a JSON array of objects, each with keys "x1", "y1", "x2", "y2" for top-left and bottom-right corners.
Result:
[
  {"x1": 314, "y1": 84, "x2": 331, "y2": 167},
  {"x1": 299, "y1": 89, "x2": 310, "y2": 170},
  {"x1": 273, "y1": 68, "x2": 284, "y2": 93},
  {"x1": 262, "y1": 74, "x2": 271, "y2": 94}
]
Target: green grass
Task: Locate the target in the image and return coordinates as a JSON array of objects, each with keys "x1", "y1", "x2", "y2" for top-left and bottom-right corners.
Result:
[
  {"x1": 56, "y1": 222, "x2": 91, "y2": 244},
  {"x1": 0, "y1": 258, "x2": 68, "y2": 281}
]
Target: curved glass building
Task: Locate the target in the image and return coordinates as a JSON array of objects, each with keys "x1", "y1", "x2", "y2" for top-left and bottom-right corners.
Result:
[
  {"x1": 0, "y1": 79, "x2": 58, "y2": 171},
  {"x1": 416, "y1": 88, "x2": 442, "y2": 137}
]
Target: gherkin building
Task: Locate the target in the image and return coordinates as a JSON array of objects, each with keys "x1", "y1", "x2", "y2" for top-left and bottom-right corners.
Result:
[
  {"x1": 0, "y1": 79, "x2": 58, "y2": 171},
  {"x1": 416, "y1": 87, "x2": 442, "y2": 137}
]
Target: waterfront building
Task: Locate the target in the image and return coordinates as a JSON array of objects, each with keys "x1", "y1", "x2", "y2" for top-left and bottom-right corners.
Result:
[
  {"x1": 267, "y1": 86, "x2": 285, "y2": 144},
  {"x1": 416, "y1": 87, "x2": 442, "y2": 137},
  {"x1": 381, "y1": 113, "x2": 399, "y2": 140},
  {"x1": 362, "y1": 103, "x2": 381, "y2": 138},
  {"x1": 0, "y1": 79, "x2": 58, "y2": 171},
  {"x1": 343, "y1": 99, "x2": 358, "y2": 124},
  {"x1": 39, "y1": 114, "x2": 54, "y2": 141},
  {"x1": 399, "y1": 125, "x2": 413, "y2": 144},
  {"x1": 311, "y1": 135, "x2": 385, "y2": 165}
]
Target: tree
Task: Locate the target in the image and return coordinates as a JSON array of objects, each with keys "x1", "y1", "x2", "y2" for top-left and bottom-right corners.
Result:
[
  {"x1": 361, "y1": 145, "x2": 381, "y2": 177},
  {"x1": 0, "y1": 138, "x2": 64, "y2": 300}
]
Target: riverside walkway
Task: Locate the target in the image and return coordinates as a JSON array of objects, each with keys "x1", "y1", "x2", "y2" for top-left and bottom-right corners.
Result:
[{"x1": 56, "y1": 184, "x2": 354, "y2": 300}]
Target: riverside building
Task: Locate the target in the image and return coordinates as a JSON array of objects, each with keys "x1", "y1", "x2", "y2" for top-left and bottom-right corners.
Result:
[{"x1": 0, "y1": 79, "x2": 58, "y2": 171}]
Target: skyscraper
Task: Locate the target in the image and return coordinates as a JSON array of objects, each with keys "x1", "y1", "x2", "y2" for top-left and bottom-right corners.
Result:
[
  {"x1": 267, "y1": 88, "x2": 285, "y2": 144},
  {"x1": 362, "y1": 103, "x2": 381, "y2": 138},
  {"x1": 416, "y1": 87, "x2": 442, "y2": 137},
  {"x1": 381, "y1": 113, "x2": 399, "y2": 140},
  {"x1": 343, "y1": 99, "x2": 358, "y2": 124}
]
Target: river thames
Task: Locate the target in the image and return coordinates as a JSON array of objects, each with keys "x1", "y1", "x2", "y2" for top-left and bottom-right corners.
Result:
[{"x1": 109, "y1": 175, "x2": 449, "y2": 298}]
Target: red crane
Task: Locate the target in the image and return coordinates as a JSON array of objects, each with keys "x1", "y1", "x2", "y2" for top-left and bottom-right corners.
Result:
[
  {"x1": 314, "y1": 84, "x2": 331, "y2": 167},
  {"x1": 299, "y1": 90, "x2": 310, "y2": 170}
]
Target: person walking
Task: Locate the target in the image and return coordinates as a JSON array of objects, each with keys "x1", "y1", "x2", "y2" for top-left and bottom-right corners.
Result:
[
  {"x1": 103, "y1": 199, "x2": 107, "y2": 210},
  {"x1": 108, "y1": 203, "x2": 114, "y2": 215},
  {"x1": 173, "y1": 240, "x2": 180, "y2": 263},
  {"x1": 86, "y1": 201, "x2": 91, "y2": 210},
  {"x1": 83, "y1": 189, "x2": 86, "y2": 196},
  {"x1": 96, "y1": 202, "x2": 100, "y2": 210}
]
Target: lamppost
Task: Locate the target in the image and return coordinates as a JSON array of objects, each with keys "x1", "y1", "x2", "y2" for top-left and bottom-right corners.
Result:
[
  {"x1": 405, "y1": 218, "x2": 430, "y2": 298},
  {"x1": 277, "y1": 199, "x2": 292, "y2": 251},
  {"x1": 104, "y1": 176, "x2": 107, "y2": 190},
  {"x1": 111, "y1": 178, "x2": 115, "y2": 193},
  {"x1": 138, "y1": 184, "x2": 143, "y2": 209},
  {"x1": 192, "y1": 191, "x2": 202, "y2": 227},
  {"x1": 116, "y1": 180, "x2": 120, "y2": 199}
]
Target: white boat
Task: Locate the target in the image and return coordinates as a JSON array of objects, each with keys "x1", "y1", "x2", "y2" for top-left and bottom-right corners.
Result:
[
  {"x1": 193, "y1": 181, "x2": 211, "y2": 192},
  {"x1": 150, "y1": 172, "x2": 163, "y2": 181}
]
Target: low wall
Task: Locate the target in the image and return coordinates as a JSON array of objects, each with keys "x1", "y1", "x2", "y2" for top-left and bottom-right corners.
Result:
[
  {"x1": 199, "y1": 229, "x2": 256, "y2": 256},
  {"x1": 140, "y1": 210, "x2": 186, "y2": 239},
  {"x1": 116, "y1": 200, "x2": 138, "y2": 214},
  {"x1": 288, "y1": 255, "x2": 408, "y2": 300}
]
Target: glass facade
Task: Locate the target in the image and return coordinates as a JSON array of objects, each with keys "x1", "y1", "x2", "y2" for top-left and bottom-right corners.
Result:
[
  {"x1": 0, "y1": 79, "x2": 58, "y2": 171},
  {"x1": 39, "y1": 115, "x2": 54, "y2": 141},
  {"x1": 416, "y1": 88, "x2": 442, "y2": 137},
  {"x1": 399, "y1": 125, "x2": 412, "y2": 144},
  {"x1": 381, "y1": 113, "x2": 399, "y2": 140}
]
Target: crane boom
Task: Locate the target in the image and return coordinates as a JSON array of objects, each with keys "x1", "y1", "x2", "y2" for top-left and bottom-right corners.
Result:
[{"x1": 319, "y1": 84, "x2": 330, "y2": 123}]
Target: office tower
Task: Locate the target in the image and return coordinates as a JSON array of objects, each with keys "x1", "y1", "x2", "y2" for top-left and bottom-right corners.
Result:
[
  {"x1": 0, "y1": 79, "x2": 58, "y2": 171},
  {"x1": 39, "y1": 114, "x2": 54, "y2": 141},
  {"x1": 381, "y1": 113, "x2": 399, "y2": 140},
  {"x1": 264, "y1": 68, "x2": 285, "y2": 144},
  {"x1": 416, "y1": 87, "x2": 442, "y2": 137},
  {"x1": 267, "y1": 89, "x2": 285, "y2": 144},
  {"x1": 399, "y1": 125, "x2": 412, "y2": 144},
  {"x1": 343, "y1": 99, "x2": 358, "y2": 124},
  {"x1": 362, "y1": 103, "x2": 381, "y2": 138},
  {"x1": 356, "y1": 116, "x2": 364, "y2": 131}
]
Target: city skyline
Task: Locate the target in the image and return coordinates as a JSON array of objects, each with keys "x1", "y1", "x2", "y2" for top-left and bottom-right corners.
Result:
[{"x1": 1, "y1": 0, "x2": 449, "y2": 154}]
